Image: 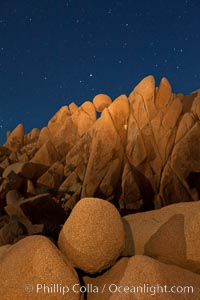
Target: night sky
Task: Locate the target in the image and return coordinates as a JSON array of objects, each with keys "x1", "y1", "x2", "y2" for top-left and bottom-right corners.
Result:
[{"x1": 0, "y1": 0, "x2": 200, "y2": 144}]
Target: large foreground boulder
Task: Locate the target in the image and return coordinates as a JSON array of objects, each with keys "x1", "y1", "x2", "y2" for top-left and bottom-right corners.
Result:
[
  {"x1": 58, "y1": 198, "x2": 125, "y2": 274},
  {"x1": 0, "y1": 235, "x2": 80, "y2": 300},
  {"x1": 84, "y1": 255, "x2": 200, "y2": 300},
  {"x1": 122, "y1": 201, "x2": 200, "y2": 274},
  {"x1": 0, "y1": 244, "x2": 11, "y2": 259}
]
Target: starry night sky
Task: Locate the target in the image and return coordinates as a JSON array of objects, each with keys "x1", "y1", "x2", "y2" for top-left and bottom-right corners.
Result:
[{"x1": 0, "y1": 0, "x2": 200, "y2": 144}]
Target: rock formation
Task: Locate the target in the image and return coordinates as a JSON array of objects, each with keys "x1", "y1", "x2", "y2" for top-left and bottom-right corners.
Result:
[
  {"x1": 0, "y1": 75, "x2": 200, "y2": 299},
  {"x1": 0, "y1": 75, "x2": 199, "y2": 218}
]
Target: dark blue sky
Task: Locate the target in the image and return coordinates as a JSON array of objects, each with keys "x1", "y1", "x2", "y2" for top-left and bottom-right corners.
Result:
[{"x1": 0, "y1": 0, "x2": 200, "y2": 144}]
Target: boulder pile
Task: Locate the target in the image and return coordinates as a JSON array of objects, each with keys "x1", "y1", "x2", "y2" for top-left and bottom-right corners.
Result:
[
  {"x1": 0, "y1": 76, "x2": 199, "y2": 219},
  {"x1": 0, "y1": 75, "x2": 200, "y2": 299},
  {"x1": 1, "y1": 199, "x2": 200, "y2": 299}
]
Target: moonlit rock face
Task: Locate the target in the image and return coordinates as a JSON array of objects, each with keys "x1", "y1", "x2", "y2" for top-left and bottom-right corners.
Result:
[
  {"x1": 69, "y1": 102, "x2": 78, "y2": 114},
  {"x1": 37, "y1": 161, "x2": 64, "y2": 189},
  {"x1": 93, "y1": 94, "x2": 112, "y2": 112},
  {"x1": 129, "y1": 75, "x2": 156, "y2": 120},
  {"x1": 4, "y1": 123, "x2": 24, "y2": 152},
  {"x1": 58, "y1": 197, "x2": 125, "y2": 274},
  {"x1": 31, "y1": 139, "x2": 61, "y2": 167},
  {"x1": 155, "y1": 77, "x2": 172, "y2": 109},
  {"x1": 134, "y1": 75, "x2": 155, "y2": 101}
]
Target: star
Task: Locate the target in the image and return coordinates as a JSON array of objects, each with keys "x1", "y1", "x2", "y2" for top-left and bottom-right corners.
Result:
[
  {"x1": 25, "y1": 16, "x2": 33, "y2": 22},
  {"x1": 65, "y1": 0, "x2": 71, "y2": 7},
  {"x1": 0, "y1": 0, "x2": 198, "y2": 146},
  {"x1": 122, "y1": 42, "x2": 128, "y2": 48}
]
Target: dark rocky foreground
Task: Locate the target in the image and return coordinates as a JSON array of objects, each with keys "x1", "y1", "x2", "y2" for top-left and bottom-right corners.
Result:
[{"x1": 0, "y1": 75, "x2": 200, "y2": 299}]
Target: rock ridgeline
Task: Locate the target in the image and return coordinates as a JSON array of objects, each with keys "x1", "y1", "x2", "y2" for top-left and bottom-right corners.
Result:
[
  {"x1": 1, "y1": 76, "x2": 200, "y2": 208},
  {"x1": 0, "y1": 75, "x2": 200, "y2": 244}
]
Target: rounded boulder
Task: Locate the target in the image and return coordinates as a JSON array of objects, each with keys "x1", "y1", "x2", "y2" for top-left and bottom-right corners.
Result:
[
  {"x1": 0, "y1": 235, "x2": 80, "y2": 300},
  {"x1": 93, "y1": 94, "x2": 112, "y2": 112},
  {"x1": 58, "y1": 197, "x2": 125, "y2": 274}
]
